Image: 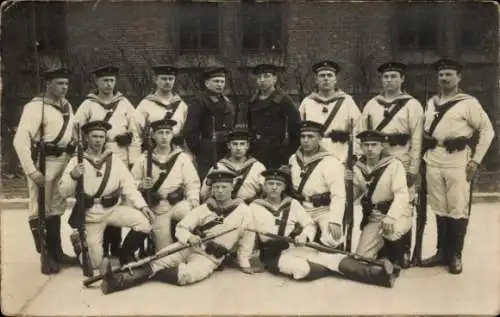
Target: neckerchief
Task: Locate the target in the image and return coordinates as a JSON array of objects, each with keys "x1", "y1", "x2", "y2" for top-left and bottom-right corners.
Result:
[
  {"x1": 430, "y1": 92, "x2": 472, "y2": 107},
  {"x1": 307, "y1": 89, "x2": 348, "y2": 105},
  {"x1": 151, "y1": 148, "x2": 183, "y2": 169},
  {"x1": 83, "y1": 150, "x2": 113, "y2": 170},
  {"x1": 206, "y1": 197, "x2": 244, "y2": 217},
  {"x1": 252, "y1": 196, "x2": 292, "y2": 217},
  {"x1": 218, "y1": 157, "x2": 257, "y2": 174},
  {"x1": 294, "y1": 146, "x2": 331, "y2": 169},
  {"x1": 86, "y1": 92, "x2": 124, "y2": 108},
  {"x1": 355, "y1": 153, "x2": 393, "y2": 180},
  {"x1": 144, "y1": 93, "x2": 182, "y2": 108}
]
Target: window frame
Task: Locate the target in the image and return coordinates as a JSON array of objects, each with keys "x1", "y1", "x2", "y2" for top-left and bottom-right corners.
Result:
[
  {"x1": 240, "y1": 0, "x2": 285, "y2": 54},
  {"x1": 175, "y1": 1, "x2": 221, "y2": 54}
]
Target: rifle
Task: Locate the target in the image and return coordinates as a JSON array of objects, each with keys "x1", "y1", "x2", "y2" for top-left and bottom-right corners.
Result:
[
  {"x1": 36, "y1": 93, "x2": 51, "y2": 275},
  {"x1": 246, "y1": 228, "x2": 398, "y2": 273},
  {"x1": 344, "y1": 118, "x2": 355, "y2": 252},
  {"x1": 31, "y1": 4, "x2": 50, "y2": 275},
  {"x1": 143, "y1": 114, "x2": 155, "y2": 256},
  {"x1": 211, "y1": 115, "x2": 218, "y2": 170},
  {"x1": 411, "y1": 63, "x2": 429, "y2": 266},
  {"x1": 83, "y1": 226, "x2": 238, "y2": 287},
  {"x1": 75, "y1": 123, "x2": 93, "y2": 277}
]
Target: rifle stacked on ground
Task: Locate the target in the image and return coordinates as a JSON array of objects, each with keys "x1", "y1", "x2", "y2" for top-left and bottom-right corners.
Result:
[
  {"x1": 141, "y1": 114, "x2": 156, "y2": 256},
  {"x1": 344, "y1": 118, "x2": 355, "y2": 252},
  {"x1": 34, "y1": 97, "x2": 52, "y2": 275},
  {"x1": 74, "y1": 123, "x2": 94, "y2": 277}
]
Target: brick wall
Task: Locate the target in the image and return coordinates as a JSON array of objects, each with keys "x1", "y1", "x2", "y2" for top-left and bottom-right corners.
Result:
[{"x1": 1, "y1": 0, "x2": 499, "y2": 167}]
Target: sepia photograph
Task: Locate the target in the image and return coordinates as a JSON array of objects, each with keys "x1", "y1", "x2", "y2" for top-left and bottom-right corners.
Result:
[{"x1": 0, "y1": 0, "x2": 499, "y2": 315}]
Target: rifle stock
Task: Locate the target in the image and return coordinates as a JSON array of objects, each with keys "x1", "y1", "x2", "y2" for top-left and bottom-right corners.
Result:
[
  {"x1": 211, "y1": 115, "x2": 218, "y2": 170},
  {"x1": 344, "y1": 118, "x2": 355, "y2": 252},
  {"x1": 37, "y1": 97, "x2": 51, "y2": 275},
  {"x1": 83, "y1": 226, "x2": 238, "y2": 287},
  {"x1": 411, "y1": 62, "x2": 430, "y2": 266},
  {"x1": 247, "y1": 229, "x2": 396, "y2": 269},
  {"x1": 75, "y1": 123, "x2": 94, "y2": 277},
  {"x1": 144, "y1": 114, "x2": 155, "y2": 255}
]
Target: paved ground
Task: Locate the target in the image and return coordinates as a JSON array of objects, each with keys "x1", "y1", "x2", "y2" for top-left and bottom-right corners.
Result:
[{"x1": 1, "y1": 203, "x2": 499, "y2": 316}]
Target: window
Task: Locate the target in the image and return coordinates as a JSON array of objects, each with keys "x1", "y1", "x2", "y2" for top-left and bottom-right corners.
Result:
[
  {"x1": 33, "y1": 1, "x2": 66, "y2": 54},
  {"x1": 178, "y1": 1, "x2": 219, "y2": 52},
  {"x1": 459, "y1": 2, "x2": 496, "y2": 51},
  {"x1": 241, "y1": 1, "x2": 283, "y2": 53},
  {"x1": 394, "y1": 4, "x2": 438, "y2": 50}
]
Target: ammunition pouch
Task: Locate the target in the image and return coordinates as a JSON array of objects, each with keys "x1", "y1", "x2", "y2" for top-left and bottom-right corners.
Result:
[
  {"x1": 309, "y1": 192, "x2": 331, "y2": 207},
  {"x1": 422, "y1": 134, "x2": 438, "y2": 153},
  {"x1": 443, "y1": 136, "x2": 471, "y2": 153},
  {"x1": 82, "y1": 191, "x2": 120, "y2": 209},
  {"x1": 204, "y1": 241, "x2": 230, "y2": 259},
  {"x1": 115, "y1": 132, "x2": 133, "y2": 147},
  {"x1": 141, "y1": 190, "x2": 162, "y2": 207},
  {"x1": 288, "y1": 223, "x2": 303, "y2": 240},
  {"x1": 360, "y1": 197, "x2": 393, "y2": 230},
  {"x1": 260, "y1": 240, "x2": 290, "y2": 260},
  {"x1": 327, "y1": 130, "x2": 349, "y2": 143},
  {"x1": 386, "y1": 133, "x2": 410, "y2": 147},
  {"x1": 166, "y1": 187, "x2": 185, "y2": 206}
]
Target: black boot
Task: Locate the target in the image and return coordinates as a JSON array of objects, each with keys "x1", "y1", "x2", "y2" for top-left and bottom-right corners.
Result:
[
  {"x1": 29, "y1": 218, "x2": 42, "y2": 253},
  {"x1": 400, "y1": 230, "x2": 412, "y2": 269},
  {"x1": 383, "y1": 236, "x2": 408, "y2": 269},
  {"x1": 45, "y1": 216, "x2": 61, "y2": 273},
  {"x1": 100, "y1": 257, "x2": 153, "y2": 295},
  {"x1": 448, "y1": 218, "x2": 468, "y2": 275},
  {"x1": 50, "y1": 216, "x2": 79, "y2": 266},
  {"x1": 152, "y1": 267, "x2": 180, "y2": 285},
  {"x1": 30, "y1": 217, "x2": 59, "y2": 274},
  {"x1": 302, "y1": 261, "x2": 330, "y2": 281},
  {"x1": 102, "y1": 226, "x2": 122, "y2": 257},
  {"x1": 420, "y1": 216, "x2": 449, "y2": 267},
  {"x1": 119, "y1": 230, "x2": 149, "y2": 266},
  {"x1": 338, "y1": 256, "x2": 397, "y2": 288}
]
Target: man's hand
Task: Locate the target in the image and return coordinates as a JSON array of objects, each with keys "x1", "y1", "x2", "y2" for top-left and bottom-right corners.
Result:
[
  {"x1": 328, "y1": 223, "x2": 343, "y2": 241},
  {"x1": 406, "y1": 172, "x2": 418, "y2": 188},
  {"x1": 140, "y1": 206, "x2": 154, "y2": 223},
  {"x1": 28, "y1": 170, "x2": 45, "y2": 186},
  {"x1": 466, "y1": 160, "x2": 479, "y2": 182},
  {"x1": 70, "y1": 163, "x2": 85, "y2": 179},
  {"x1": 140, "y1": 177, "x2": 154, "y2": 190},
  {"x1": 189, "y1": 199, "x2": 200, "y2": 209},
  {"x1": 381, "y1": 216, "x2": 395, "y2": 236},
  {"x1": 187, "y1": 234, "x2": 203, "y2": 246},
  {"x1": 187, "y1": 234, "x2": 204, "y2": 252},
  {"x1": 294, "y1": 233, "x2": 308, "y2": 246}
]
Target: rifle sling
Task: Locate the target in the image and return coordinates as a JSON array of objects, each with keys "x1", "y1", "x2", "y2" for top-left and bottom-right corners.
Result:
[
  {"x1": 323, "y1": 97, "x2": 345, "y2": 129},
  {"x1": 95, "y1": 100, "x2": 121, "y2": 122},
  {"x1": 364, "y1": 164, "x2": 390, "y2": 206},
  {"x1": 222, "y1": 162, "x2": 254, "y2": 197},
  {"x1": 427, "y1": 99, "x2": 462, "y2": 136},
  {"x1": 276, "y1": 201, "x2": 292, "y2": 237},
  {"x1": 150, "y1": 153, "x2": 182, "y2": 193},
  {"x1": 93, "y1": 155, "x2": 113, "y2": 198},
  {"x1": 297, "y1": 159, "x2": 322, "y2": 194},
  {"x1": 375, "y1": 98, "x2": 411, "y2": 131}
]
